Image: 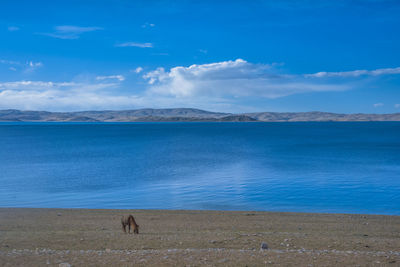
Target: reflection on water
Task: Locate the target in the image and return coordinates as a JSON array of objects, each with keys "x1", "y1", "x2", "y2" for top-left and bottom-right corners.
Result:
[{"x1": 0, "y1": 122, "x2": 399, "y2": 215}]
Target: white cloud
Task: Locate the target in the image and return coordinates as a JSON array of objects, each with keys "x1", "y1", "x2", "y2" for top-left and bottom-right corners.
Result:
[
  {"x1": 8, "y1": 26, "x2": 19, "y2": 32},
  {"x1": 96, "y1": 75, "x2": 125, "y2": 81},
  {"x1": 1, "y1": 59, "x2": 43, "y2": 72},
  {"x1": 116, "y1": 42, "x2": 153, "y2": 48},
  {"x1": 394, "y1": 104, "x2": 400, "y2": 109},
  {"x1": 151, "y1": 52, "x2": 169, "y2": 56},
  {"x1": 0, "y1": 59, "x2": 20, "y2": 65},
  {"x1": 199, "y1": 49, "x2": 208, "y2": 54},
  {"x1": 142, "y1": 22, "x2": 155, "y2": 28},
  {"x1": 373, "y1": 103, "x2": 384, "y2": 108},
  {"x1": 132, "y1": 67, "x2": 143, "y2": 73},
  {"x1": 28, "y1": 61, "x2": 42, "y2": 68},
  {"x1": 26, "y1": 61, "x2": 43, "y2": 71},
  {"x1": 305, "y1": 67, "x2": 400, "y2": 78},
  {"x1": 55, "y1": 25, "x2": 102, "y2": 33},
  {"x1": 40, "y1": 25, "x2": 103, "y2": 39}
]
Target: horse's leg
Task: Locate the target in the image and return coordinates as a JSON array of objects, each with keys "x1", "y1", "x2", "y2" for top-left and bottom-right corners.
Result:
[
  {"x1": 128, "y1": 222, "x2": 131, "y2": 234},
  {"x1": 132, "y1": 222, "x2": 136, "y2": 234}
]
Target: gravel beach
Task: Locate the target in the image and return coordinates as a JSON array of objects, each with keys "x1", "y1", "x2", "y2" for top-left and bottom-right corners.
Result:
[{"x1": 0, "y1": 208, "x2": 399, "y2": 266}]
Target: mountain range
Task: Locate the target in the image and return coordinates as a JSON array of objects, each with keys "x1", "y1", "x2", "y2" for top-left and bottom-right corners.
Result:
[{"x1": 1, "y1": 108, "x2": 400, "y2": 122}]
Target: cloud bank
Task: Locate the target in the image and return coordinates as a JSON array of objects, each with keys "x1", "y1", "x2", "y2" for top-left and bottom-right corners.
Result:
[
  {"x1": 143, "y1": 59, "x2": 348, "y2": 99},
  {"x1": 1, "y1": 59, "x2": 400, "y2": 111},
  {"x1": 0, "y1": 80, "x2": 141, "y2": 111}
]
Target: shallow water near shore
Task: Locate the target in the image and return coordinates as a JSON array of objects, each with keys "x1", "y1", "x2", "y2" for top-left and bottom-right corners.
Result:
[{"x1": 0, "y1": 122, "x2": 399, "y2": 215}]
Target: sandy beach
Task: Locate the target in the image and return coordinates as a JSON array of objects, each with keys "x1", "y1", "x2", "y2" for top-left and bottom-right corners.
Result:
[{"x1": 0, "y1": 208, "x2": 399, "y2": 266}]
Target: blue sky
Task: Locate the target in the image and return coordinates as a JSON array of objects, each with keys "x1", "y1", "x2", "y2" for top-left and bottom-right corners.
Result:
[{"x1": 1, "y1": 0, "x2": 400, "y2": 113}]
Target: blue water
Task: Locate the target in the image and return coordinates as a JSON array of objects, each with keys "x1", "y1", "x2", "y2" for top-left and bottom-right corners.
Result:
[{"x1": 0, "y1": 122, "x2": 399, "y2": 215}]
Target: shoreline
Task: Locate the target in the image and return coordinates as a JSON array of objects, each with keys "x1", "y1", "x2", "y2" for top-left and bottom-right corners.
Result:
[
  {"x1": 1, "y1": 206, "x2": 400, "y2": 217},
  {"x1": 1, "y1": 208, "x2": 399, "y2": 266}
]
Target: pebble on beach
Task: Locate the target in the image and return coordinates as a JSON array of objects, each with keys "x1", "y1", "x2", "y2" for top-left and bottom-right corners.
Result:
[{"x1": 260, "y1": 242, "x2": 269, "y2": 250}]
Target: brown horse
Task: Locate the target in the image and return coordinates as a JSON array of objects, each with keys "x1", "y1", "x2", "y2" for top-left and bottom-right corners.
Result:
[{"x1": 121, "y1": 215, "x2": 139, "y2": 234}]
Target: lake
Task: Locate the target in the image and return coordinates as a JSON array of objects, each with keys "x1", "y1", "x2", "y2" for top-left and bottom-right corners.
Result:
[{"x1": 0, "y1": 122, "x2": 399, "y2": 215}]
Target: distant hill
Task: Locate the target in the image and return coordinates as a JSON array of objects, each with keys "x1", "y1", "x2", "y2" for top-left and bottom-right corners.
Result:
[
  {"x1": 0, "y1": 108, "x2": 228, "y2": 122},
  {"x1": 1, "y1": 108, "x2": 400, "y2": 122},
  {"x1": 243, "y1": 111, "x2": 400, "y2": 122}
]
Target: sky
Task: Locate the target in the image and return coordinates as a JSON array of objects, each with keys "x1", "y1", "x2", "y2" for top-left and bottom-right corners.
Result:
[{"x1": 1, "y1": 0, "x2": 400, "y2": 113}]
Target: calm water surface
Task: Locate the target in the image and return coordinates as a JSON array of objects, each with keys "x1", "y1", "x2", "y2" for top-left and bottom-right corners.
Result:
[{"x1": 0, "y1": 122, "x2": 399, "y2": 215}]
